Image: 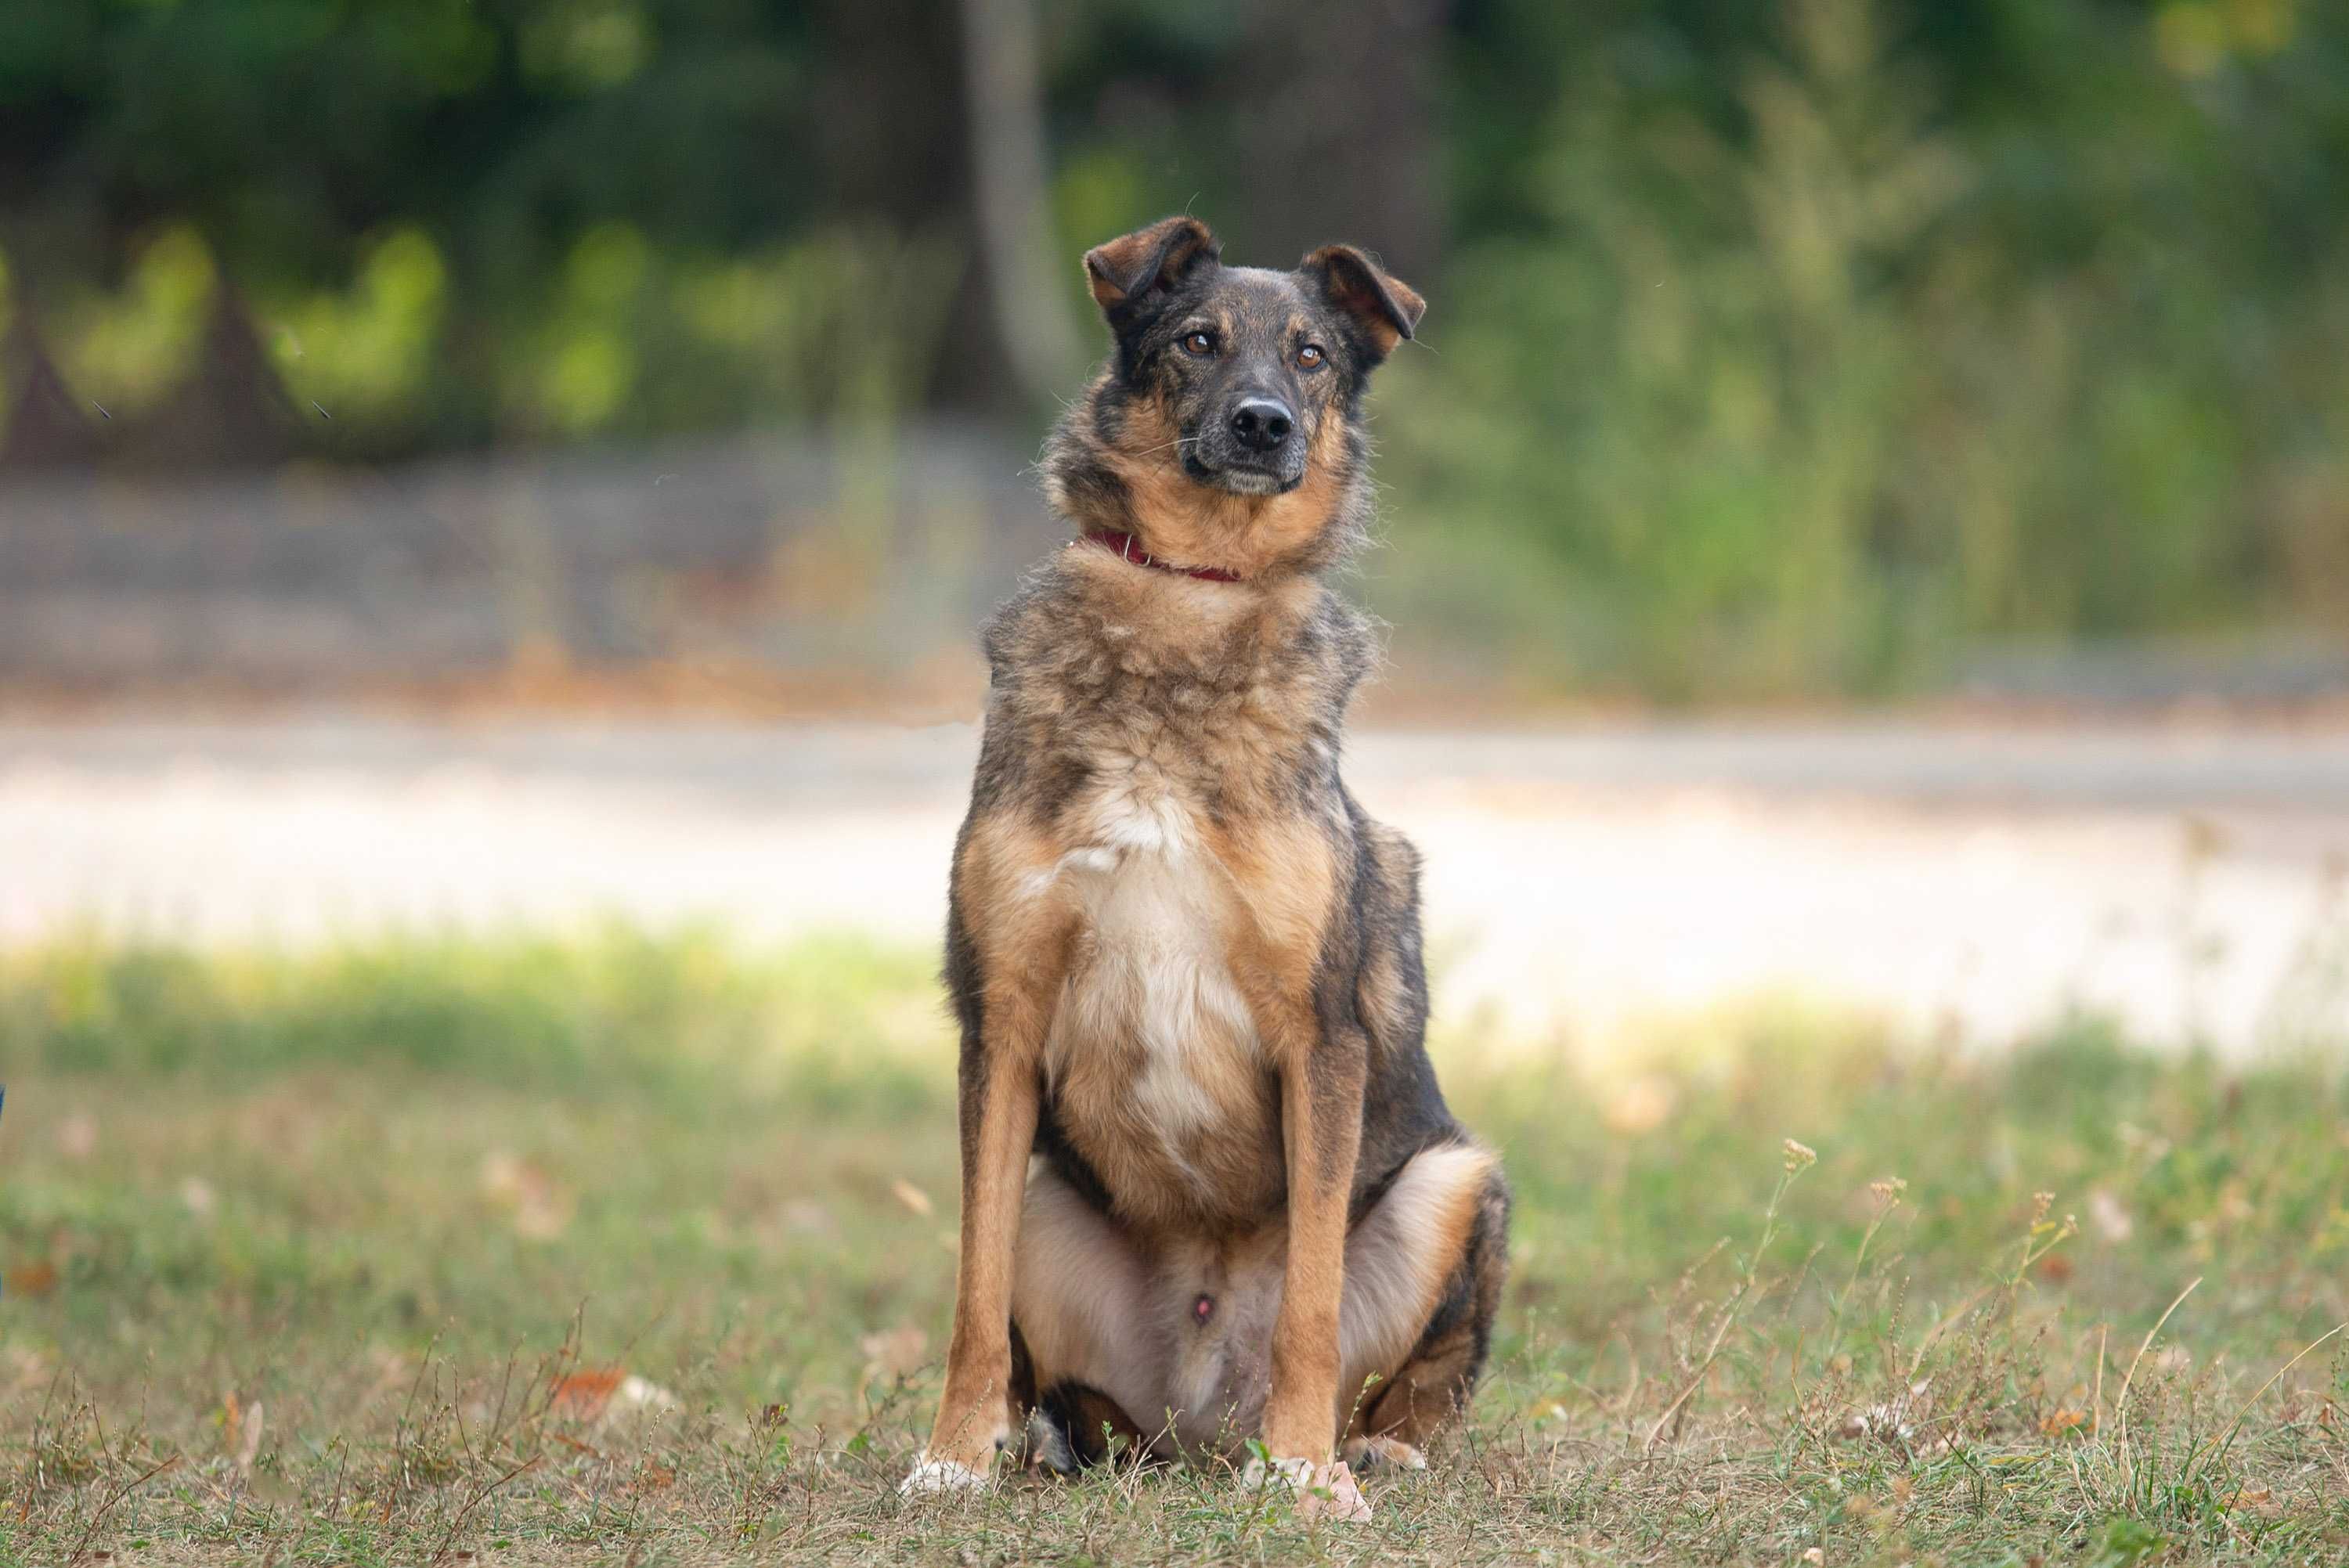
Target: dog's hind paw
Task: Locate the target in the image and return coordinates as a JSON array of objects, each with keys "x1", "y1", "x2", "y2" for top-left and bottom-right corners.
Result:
[
  {"x1": 898, "y1": 1452, "x2": 990, "y2": 1497},
  {"x1": 1241, "y1": 1454, "x2": 1373, "y2": 1523},
  {"x1": 1343, "y1": 1433, "x2": 1428, "y2": 1472}
]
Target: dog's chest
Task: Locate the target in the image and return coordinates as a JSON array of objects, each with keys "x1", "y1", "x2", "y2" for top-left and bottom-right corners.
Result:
[{"x1": 1038, "y1": 766, "x2": 1281, "y2": 1222}]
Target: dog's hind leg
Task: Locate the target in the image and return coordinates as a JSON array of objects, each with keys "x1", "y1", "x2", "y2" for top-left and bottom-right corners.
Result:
[
  {"x1": 1009, "y1": 1159, "x2": 1166, "y2": 1468},
  {"x1": 1335, "y1": 1141, "x2": 1510, "y2": 1469}
]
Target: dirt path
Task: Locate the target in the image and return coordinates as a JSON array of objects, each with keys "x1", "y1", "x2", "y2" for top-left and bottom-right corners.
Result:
[{"x1": 7, "y1": 719, "x2": 2346, "y2": 1056}]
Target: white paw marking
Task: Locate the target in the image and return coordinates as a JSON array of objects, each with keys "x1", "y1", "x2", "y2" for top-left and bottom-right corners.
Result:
[
  {"x1": 1241, "y1": 1454, "x2": 1373, "y2": 1523},
  {"x1": 898, "y1": 1453, "x2": 988, "y2": 1497}
]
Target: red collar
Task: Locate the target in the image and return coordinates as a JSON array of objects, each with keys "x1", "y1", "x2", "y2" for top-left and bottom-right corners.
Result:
[{"x1": 1079, "y1": 529, "x2": 1243, "y2": 583}]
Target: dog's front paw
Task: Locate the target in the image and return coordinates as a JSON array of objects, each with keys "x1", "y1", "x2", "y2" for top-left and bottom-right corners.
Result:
[
  {"x1": 1242, "y1": 1454, "x2": 1373, "y2": 1523},
  {"x1": 898, "y1": 1451, "x2": 991, "y2": 1498}
]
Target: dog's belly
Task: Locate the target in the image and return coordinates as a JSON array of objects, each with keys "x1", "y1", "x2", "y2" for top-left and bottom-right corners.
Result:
[
  {"x1": 1012, "y1": 1142, "x2": 1501, "y2": 1459},
  {"x1": 1040, "y1": 827, "x2": 1283, "y2": 1230},
  {"x1": 1010, "y1": 1162, "x2": 1286, "y2": 1457}
]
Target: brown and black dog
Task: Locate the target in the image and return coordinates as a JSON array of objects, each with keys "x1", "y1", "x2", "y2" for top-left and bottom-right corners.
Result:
[{"x1": 902, "y1": 216, "x2": 1508, "y2": 1520}]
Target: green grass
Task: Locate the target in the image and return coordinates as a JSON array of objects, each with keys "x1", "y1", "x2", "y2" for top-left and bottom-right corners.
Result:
[{"x1": 3, "y1": 931, "x2": 2347, "y2": 1564}]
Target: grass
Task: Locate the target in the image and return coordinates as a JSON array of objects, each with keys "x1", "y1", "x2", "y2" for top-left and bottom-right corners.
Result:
[{"x1": 2, "y1": 928, "x2": 2347, "y2": 1564}]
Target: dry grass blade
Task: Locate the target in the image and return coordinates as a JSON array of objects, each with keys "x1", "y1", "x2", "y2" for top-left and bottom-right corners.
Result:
[
  {"x1": 2090, "y1": 1322, "x2": 2109, "y2": 1436},
  {"x1": 2115, "y1": 1275, "x2": 2201, "y2": 1482},
  {"x1": 2180, "y1": 1321, "x2": 2347, "y2": 1491},
  {"x1": 431, "y1": 1452, "x2": 544, "y2": 1563},
  {"x1": 67, "y1": 1452, "x2": 181, "y2": 1565}
]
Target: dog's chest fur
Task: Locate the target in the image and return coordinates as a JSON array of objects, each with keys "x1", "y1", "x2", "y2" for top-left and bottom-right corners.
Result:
[
  {"x1": 1040, "y1": 760, "x2": 1280, "y2": 1228},
  {"x1": 986, "y1": 562, "x2": 1370, "y2": 1230}
]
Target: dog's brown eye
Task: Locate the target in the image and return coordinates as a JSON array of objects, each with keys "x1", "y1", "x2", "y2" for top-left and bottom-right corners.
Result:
[
  {"x1": 1182, "y1": 330, "x2": 1214, "y2": 356},
  {"x1": 1297, "y1": 344, "x2": 1326, "y2": 369}
]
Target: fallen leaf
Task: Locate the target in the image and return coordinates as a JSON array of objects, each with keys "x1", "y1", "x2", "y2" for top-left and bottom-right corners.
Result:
[
  {"x1": 551, "y1": 1368, "x2": 677, "y2": 1425},
  {"x1": 2040, "y1": 1408, "x2": 2089, "y2": 1436},
  {"x1": 550, "y1": 1368, "x2": 627, "y2": 1419},
  {"x1": 889, "y1": 1179, "x2": 934, "y2": 1219},
  {"x1": 5, "y1": 1259, "x2": 60, "y2": 1298}
]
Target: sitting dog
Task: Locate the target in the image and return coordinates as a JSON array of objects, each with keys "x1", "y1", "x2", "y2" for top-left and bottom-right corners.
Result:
[{"x1": 903, "y1": 216, "x2": 1509, "y2": 1520}]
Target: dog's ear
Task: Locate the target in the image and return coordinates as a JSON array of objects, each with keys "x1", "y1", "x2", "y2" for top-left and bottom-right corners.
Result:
[
  {"x1": 1084, "y1": 216, "x2": 1221, "y2": 321},
  {"x1": 1300, "y1": 244, "x2": 1426, "y2": 363}
]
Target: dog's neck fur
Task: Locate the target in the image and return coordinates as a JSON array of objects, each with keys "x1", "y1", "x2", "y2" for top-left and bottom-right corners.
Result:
[
  {"x1": 980, "y1": 541, "x2": 1370, "y2": 827},
  {"x1": 967, "y1": 362, "x2": 1380, "y2": 812}
]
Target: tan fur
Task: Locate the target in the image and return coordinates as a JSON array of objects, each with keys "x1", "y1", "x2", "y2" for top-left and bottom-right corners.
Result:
[
  {"x1": 921, "y1": 818, "x2": 1072, "y2": 1472},
  {"x1": 1035, "y1": 820, "x2": 1284, "y2": 1231},
  {"x1": 1099, "y1": 388, "x2": 1355, "y2": 580},
  {"x1": 1350, "y1": 1156, "x2": 1510, "y2": 1448},
  {"x1": 1259, "y1": 1027, "x2": 1361, "y2": 1464},
  {"x1": 1336, "y1": 1143, "x2": 1497, "y2": 1411},
  {"x1": 1085, "y1": 216, "x2": 1218, "y2": 312},
  {"x1": 1301, "y1": 244, "x2": 1426, "y2": 358}
]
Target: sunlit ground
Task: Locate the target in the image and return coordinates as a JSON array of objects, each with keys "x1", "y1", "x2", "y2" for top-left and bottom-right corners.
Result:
[
  {"x1": 3, "y1": 929, "x2": 2347, "y2": 1564},
  {"x1": 8, "y1": 719, "x2": 2347, "y2": 1057}
]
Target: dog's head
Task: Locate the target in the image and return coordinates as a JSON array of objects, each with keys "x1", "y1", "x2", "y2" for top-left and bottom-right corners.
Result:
[{"x1": 1045, "y1": 216, "x2": 1423, "y2": 579}]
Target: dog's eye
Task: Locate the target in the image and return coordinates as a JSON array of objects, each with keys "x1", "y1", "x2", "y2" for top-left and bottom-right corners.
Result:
[
  {"x1": 1296, "y1": 343, "x2": 1326, "y2": 369},
  {"x1": 1182, "y1": 330, "x2": 1215, "y2": 357}
]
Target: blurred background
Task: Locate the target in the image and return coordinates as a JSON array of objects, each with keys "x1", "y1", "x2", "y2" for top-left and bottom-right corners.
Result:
[
  {"x1": 2, "y1": 0, "x2": 2348, "y2": 1048},
  {"x1": 5, "y1": 0, "x2": 2349, "y2": 703}
]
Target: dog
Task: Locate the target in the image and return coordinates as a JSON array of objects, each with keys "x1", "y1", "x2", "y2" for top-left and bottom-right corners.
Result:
[{"x1": 901, "y1": 216, "x2": 1508, "y2": 1521}]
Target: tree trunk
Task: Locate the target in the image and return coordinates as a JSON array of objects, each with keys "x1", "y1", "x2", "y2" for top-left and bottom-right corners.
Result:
[{"x1": 959, "y1": 0, "x2": 1085, "y2": 407}]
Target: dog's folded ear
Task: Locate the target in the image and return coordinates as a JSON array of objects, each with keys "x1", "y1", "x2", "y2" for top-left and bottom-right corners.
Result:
[
  {"x1": 1300, "y1": 245, "x2": 1426, "y2": 362},
  {"x1": 1084, "y1": 216, "x2": 1221, "y2": 319}
]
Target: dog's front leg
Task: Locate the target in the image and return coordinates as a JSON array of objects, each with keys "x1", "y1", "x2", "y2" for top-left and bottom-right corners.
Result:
[
  {"x1": 905, "y1": 831, "x2": 1073, "y2": 1494},
  {"x1": 904, "y1": 1033, "x2": 1043, "y2": 1491},
  {"x1": 1218, "y1": 816, "x2": 1373, "y2": 1519},
  {"x1": 1261, "y1": 1013, "x2": 1365, "y2": 1473}
]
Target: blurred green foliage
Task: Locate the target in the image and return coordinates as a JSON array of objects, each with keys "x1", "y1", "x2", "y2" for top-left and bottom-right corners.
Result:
[
  {"x1": 1384, "y1": 0, "x2": 2349, "y2": 694},
  {"x1": 2, "y1": 0, "x2": 2346, "y2": 694}
]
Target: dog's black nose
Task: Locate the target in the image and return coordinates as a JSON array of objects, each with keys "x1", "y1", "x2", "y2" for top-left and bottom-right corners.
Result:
[{"x1": 1229, "y1": 398, "x2": 1293, "y2": 452}]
